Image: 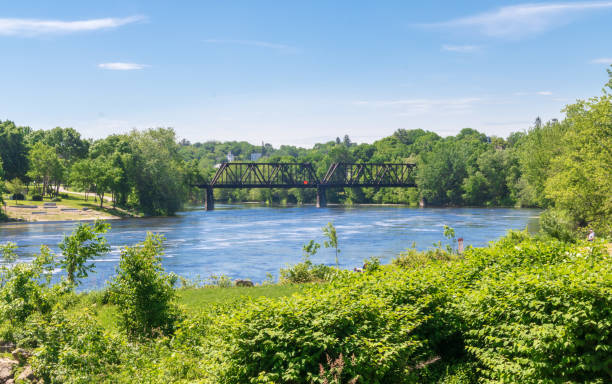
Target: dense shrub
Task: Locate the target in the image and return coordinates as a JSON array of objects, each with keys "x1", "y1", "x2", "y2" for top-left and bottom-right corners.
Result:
[
  {"x1": 452, "y1": 238, "x2": 611, "y2": 383},
  {"x1": 217, "y1": 267, "x2": 455, "y2": 383},
  {"x1": 31, "y1": 194, "x2": 43, "y2": 201},
  {"x1": 29, "y1": 312, "x2": 126, "y2": 383},
  {"x1": 11, "y1": 192, "x2": 25, "y2": 200},
  {"x1": 539, "y1": 208, "x2": 577, "y2": 242},
  {"x1": 109, "y1": 233, "x2": 181, "y2": 338},
  {"x1": 279, "y1": 256, "x2": 336, "y2": 284}
]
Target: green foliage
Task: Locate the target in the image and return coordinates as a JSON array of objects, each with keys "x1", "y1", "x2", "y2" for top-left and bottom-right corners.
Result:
[
  {"x1": 27, "y1": 141, "x2": 65, "y2": 196},
  {"x1": 323, "y1": 222, "x2": 340, "y2": 266},
  {"x1": 0, "y1": 120, "x2": 29, "y2": 181},
  {"x1": 109, "y1": 233, "x2": 180, "y2": 338},
  {"x1": 58, "y1": 220, "x2": 111, "y2": 286},
  {"x1": 545, "y1": 85, "x2": 612, "y2": 236},
  {"x1": 29, "y1": 311, "x2": 125, "y2": 384},
  {"x1": 539, "y1": 208, "x2": 577, "y2": 242},
  {"x1": 0, "y1": 243, "x2": 57, "y2": 328},
  {"x1": 457, "y1": 240, "x2": 611, "y2": 383}
]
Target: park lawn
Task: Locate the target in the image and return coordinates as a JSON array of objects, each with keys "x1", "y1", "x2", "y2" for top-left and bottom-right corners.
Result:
[
  {"x1": 76, "y1": 283, "x2": 310, "y2": 331},
  {"x1": 2, "y1": 192, "x2": 137, "y2": 221}
]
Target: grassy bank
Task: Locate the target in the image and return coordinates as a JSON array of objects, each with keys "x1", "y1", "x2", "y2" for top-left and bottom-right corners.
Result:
[
  {"x1": 75, "y1": 284, "x2": 310, "y2": 331},
  {"x1": 1, "y1": 192, "x2": 137, "y2": 222}
]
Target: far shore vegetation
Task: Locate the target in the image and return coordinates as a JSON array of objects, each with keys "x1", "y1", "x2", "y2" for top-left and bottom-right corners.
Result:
[{"x1": 3, "y1": 67, "x2": 611, "y2": 237}]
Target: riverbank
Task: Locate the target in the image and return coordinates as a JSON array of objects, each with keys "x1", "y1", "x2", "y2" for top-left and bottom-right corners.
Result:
[
  {"x1": 1, "y1": 193, "x2": 137, "y2": 222},
  {"x1": 1, "y1": 235, "x2": 608, "y2": 383}
]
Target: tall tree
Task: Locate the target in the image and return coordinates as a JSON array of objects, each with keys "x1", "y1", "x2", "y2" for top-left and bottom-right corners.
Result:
[
  {"x1": 27, "y1": 142, "x2": 64, "y2": 196},
  {"x1": 0, "y1": 121, "x2": 29, "y2": 181},
  {"x1": 545, "y1": 71, "x2": 612, "y2": 233}
]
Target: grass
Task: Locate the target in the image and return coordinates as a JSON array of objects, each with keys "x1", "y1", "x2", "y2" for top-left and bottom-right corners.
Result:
[
  {"x1": 2, "y1": 192, "x2": 138, "y2": 221},
  {"x1": 75, "y1": 283, "x2": 310, "y2": 331}
]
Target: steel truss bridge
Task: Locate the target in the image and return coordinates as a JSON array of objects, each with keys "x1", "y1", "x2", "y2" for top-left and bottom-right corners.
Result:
[{"x1": 197, "y1": 162, "x2": 416, "y2": 210}]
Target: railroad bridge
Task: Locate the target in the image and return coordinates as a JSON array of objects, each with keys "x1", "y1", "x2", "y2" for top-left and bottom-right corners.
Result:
[{"x1": 196, "y1": 162, "x2": 416, "y2": 210}]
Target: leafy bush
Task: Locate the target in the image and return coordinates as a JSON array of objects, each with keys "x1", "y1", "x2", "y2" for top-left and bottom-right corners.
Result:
[
  {"x1": 279, "y1": 256, "x2": 335, "y2": 284},
  {"x1": 218, "y1": 267, "x2": 453, "y2": 384},
  {"x1": 0, "y1": 243, "x2": 57, "y2": 328},
  {"x1": 29, "y1": 312, "x2": 126, "y2": 383},
  {"x1": 456, "y1": 240, "x2": 611, "y2": 383},
  {"x1": 393, "y1": 246, "x2": 454, "y2": 269},
  {"x1": 11, "y1": 192, "x2": 25, "y2": 200},
  {"x1": 50, "y1": 196, "x2": 62, "y2": 202},
  {"x1": 58, "y1": 220, "x2": 110, "y2": 286},
  {"x1": 539, "y1": 208, "x2": 577, "y2": 242},
  {"x1": 31, "y1": 194, "x2": 43, "y2": 201},
  {"x1": 109, "y1": 233, "x2": 181, "y2": 338}
]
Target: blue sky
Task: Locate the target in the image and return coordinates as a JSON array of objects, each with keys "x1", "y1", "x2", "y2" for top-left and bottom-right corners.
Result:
[{"x1": 1, "y1": 1, "x2": 611, "y2": 146}]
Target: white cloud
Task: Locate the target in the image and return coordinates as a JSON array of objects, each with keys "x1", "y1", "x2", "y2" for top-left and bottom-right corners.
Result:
[
  {"x1": 204, "y1": 39, "x2": 299, "y2": 53},
  {"x1": 0, "y1": 16, "x2": 145, "y2": 36},
  {"x1": 98, "y1": 62, "x2": 147, "y2": 71},
  {"x1": 442, "y1": 44, "x2": 481, "y2": 52},
  {"x1": 354, "y1": 97, "x2": 482, "y2": 116},
  {"x1": 591, "y1": 57, "x2": 612, "y2": 64},
  {"x1": 426, "y1": 2, "x2": 612, "y2": 38},
  {"x1": 514, "y1": 91, "x2": 554, "y2": 96}
]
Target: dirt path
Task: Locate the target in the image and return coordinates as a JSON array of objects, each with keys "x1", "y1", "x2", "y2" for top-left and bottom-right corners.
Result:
[{"x1": 58, "y1": 187, "x2": 112, "y2": 202}]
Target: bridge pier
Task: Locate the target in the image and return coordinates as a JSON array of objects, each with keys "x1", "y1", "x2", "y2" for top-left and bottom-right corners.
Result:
[
  {"x1": 205, "y1": 187, "x2": 214, "y2": 211},
  {"x1": 316, "y1": 186, "x2": 327, "y2": 208}
]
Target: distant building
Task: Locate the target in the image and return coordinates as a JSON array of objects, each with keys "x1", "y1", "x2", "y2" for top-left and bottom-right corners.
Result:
[
  {"x1": 227, "y1": 152, "x2": 235, "y2": 162},
  {"x1": 250, "y1": 152, "x2": 262, "y2": 161}
]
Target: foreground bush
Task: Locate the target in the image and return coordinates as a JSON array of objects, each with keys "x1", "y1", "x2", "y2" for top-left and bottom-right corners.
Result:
[
  {"x1": 2, "y1": 232, "x2": 610, "y2": 383},
  {"x1": 109, "y1": 233, "x2": 180, "y2": 339}
]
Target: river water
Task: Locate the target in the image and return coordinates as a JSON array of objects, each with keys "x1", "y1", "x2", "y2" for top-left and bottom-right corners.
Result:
[{"x1": 0, "y1": 204, "x2": 539, "y2": 290}]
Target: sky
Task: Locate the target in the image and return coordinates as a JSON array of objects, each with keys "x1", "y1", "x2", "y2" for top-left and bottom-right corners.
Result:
[{"x1": 1, "y1": 1, "x2": 611, "y2": 147}]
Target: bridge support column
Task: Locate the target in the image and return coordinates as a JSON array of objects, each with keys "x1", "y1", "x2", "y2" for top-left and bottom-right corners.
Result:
[
  {"x1": 205, "y1": 187, "x2": 214, "y2": 211},
  {"x1": 316, "y1": 186, "x2": 327, "y2": 208}
]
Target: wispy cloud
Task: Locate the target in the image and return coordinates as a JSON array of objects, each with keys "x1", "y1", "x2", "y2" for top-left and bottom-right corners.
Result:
[
  {"x1": 424, "y1": 2, "x2": 612, "y2": 38},
  {"x1": 0, "y1": 16, "x2": 145, "y2": 36},
  {"x1": 98, "y1": 62, "x2": 147, "y2": 71},
  {"x1": 441, "y1": 44, "x2": 481, "y2": 53},
  {"x1": 591, "y1": 57, "x2": 612, "y2": 64},
  {"x1": 354, "y1": 97, "x2": 482, "y2": 116},
  {"x1": 204, "y1": 39, "x2": 299, "y2": 53},
  {"x1": 514, "y1": 91, "x2": 554, "y2": 96}
]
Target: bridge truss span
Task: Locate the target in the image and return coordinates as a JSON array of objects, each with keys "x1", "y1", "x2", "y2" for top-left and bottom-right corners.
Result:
[
  {"x1": 197, "y1": 161, "x2": 416, "y2": 210},
  {"x1": 322, "y1": 163, "x2": 416, "y2": 188},
  {"x1": 210, "y1": 162, "x2": 319, "y2": 188}
]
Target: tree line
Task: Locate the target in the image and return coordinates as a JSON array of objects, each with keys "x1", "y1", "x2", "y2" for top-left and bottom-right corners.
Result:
[{"x1": 1, "y1": 68, "x2": 610, "y2": 234}]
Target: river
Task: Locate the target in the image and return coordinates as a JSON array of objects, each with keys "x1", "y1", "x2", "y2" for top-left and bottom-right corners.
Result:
[{"x1": 0, "y1": 205, "x2": 539, "y2": 290}]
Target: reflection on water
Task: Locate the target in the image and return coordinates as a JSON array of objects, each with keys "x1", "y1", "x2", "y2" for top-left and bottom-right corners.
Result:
[{"x1": 0, "y1": 205, "x2": 539, "y2": 290}]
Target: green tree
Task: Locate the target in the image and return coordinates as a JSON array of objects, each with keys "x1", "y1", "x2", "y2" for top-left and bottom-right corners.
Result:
[
  {"x1": 90, "y1": 156, "x2": 122, "y2": 208},
  {"x1": 41, "y1": 127, "x2": 89, "y2": 163},
  {"x1": 27, "y1": 142, "x2": 64, "y2": 196},
  {"x1": 545, "y1": 71, "x2": 612, "y2": 234},
  {"x1": 58, "y1": 220, "x2": 110, "y2": 286},
  {"x1": 109, "y1": 233, "x2": 180, "y2": 338},
  {"x1": 0, "y1": 121, "x2": 30, "y2": 181},
  {"x1": 323, "y1": 222, "x2": 340, "y2": 267},
  {"x1": 69, "y1": 158, "x2": 94, "y2": 200},
  {"x1": 130, "y1": 128, "x2": 187, "y2": 215}
]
